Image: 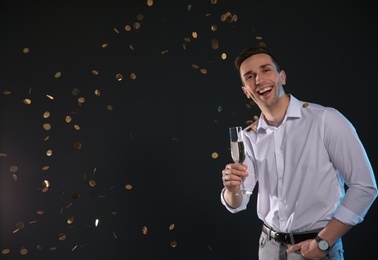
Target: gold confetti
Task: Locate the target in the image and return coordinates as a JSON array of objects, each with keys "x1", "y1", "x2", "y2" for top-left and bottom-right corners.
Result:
[
  {"x1": 101, "y1": 43, "x2": 108, "y2": 48},
  {"x1": 67, "y1": 215, "x2": 74, "y2": 224},
  {"x1": 43, "y1": 111, "x2": 50, "y2": 118},
  {"x1": 73, "y1": 124, "x2": 80, "y2": 130},
  {"x1": 42, "y1": 180, "x2": 50, "y2": 188},
  {"x1": 42, "y1": 166, "x2": 49, "y2": 170},
  {"x1": 58, "y1": 233, "x2": 66, "y2": 241},
  {"x1": 142, "y1": 226, "x2": 148, "y2": 235},
  {"x1": 259, "y1": 42, "x2": 267, "y2": 47},
  {"x1": 3, "y1": 90, "x2": 11, "y2": 94},
  {"x1": 211, "y1": 152, "x2": 218, "y2": 159},
  {"x1": 113, "y1": 232, "x2": 118, "y2": 238},
  {"x1": 253, "y1": 115, "x2": 259, "y2": 121},
  {"x1": 94, "y1": 89, "x2": 101, "y2": 96},
  {"x1": 89, "y1": 180, "x2": 96, "y2": 187},
  {"x1": 12, "y1": 174, "x2": 17, "y2": 181},
  {"x1": 23, "y1": 98, "x2": 31, "y2": 105},
  {"x1": 106, "y1": 105, "x2": 113, "y2": 111},
  {"x1": 147, "y1": 0, "x2": 153, "y2": 6},
  {"x1": 46, "y1": 94, "x2": 54, "y2": 100},
  {"x1": 133, "y1": 22, "x2": 141, "y2": 29},
  {"x1": 113, "y1": 27, "x2": 119, "y2": 33},
  {"x1": 92, "y1": 70, "x2": 99, "y2": 75},
  {"x1": 161, "y1": 50, "x2": 169, "y2": 54},
  {"x1": 16, "y1": 221, "x2": 25, "y2": 229},
  {"x1": 54, "y1": 72, "x2": 61, "y2": 78},
  {"x1": 302, "y1": 103, "x2": 309, "y2": 108},
  {"x1": 211, "y1": 25, "x2": 217, "y2": 31},
  {"x1": 169, "y1": 224, "x2": 175, "y2": 230},
  {"x1": 211, "y1": 0, "x2": 217, "y2": 4},
  {"x1": 73, "y1": 142, "x2": 82, "y2": 149},
  {"x1": 77, "y1": 97, "x2": 85, "y2": 104},
  {"x1": 125, "y1": 25, "x2": 131, "y2": 31},
  {"x1": 72, "y1": 88, "x2": 80, "y2": 96},
  {"x1": 192, "y1": 64, "x2": 199, "y2": 69},
  {"x1": 46, "y1": 150, "x2": 52, "y2": 156},
  {"x1": 256, "y1": 36, "x2": 263, "y2": 40},
  {"x1": 125, "y1": 184, "x2": 133, "y2": 190},
  {"x1": 170, "y1": 240, "x2": 177, "y2": 247},
  {"x1": 192, "y1": 32, "x2": 198, "y2": 38},
  {"x1": 130, "y1": 73, "x2": 137, "y2": 80},
  {"x1": 136, "y1": 14, "x2": 144, "y2": 20},
  {"x1": 211, "y1": 38, "x2": 219, "y2": 49},
  {"x1": 36, "y1": 210, "x2": 44, "y2": 215},
  {"x1": 20, "y1": 247, "x2": 28, "y2": 255},
  {"x1": 10, "y1": 165, "x2": 18, "y2": 173},
  {"x1": 65, "y1": 116, "x2": 72, "y2": 123},
  {"x1": 23, "y1": 48, "x2": 29, "y2": 54},
  {"x1": 200, "y1": 68, "x2": 207, "y2": 74},
  {"x1": 2, "y1": 249, "x2": 10, "y2": 255},
  {"x1": 116, "y1": 73, "x2": 123, "y2": 81},
  {"x1": 43, "y1": 123, "x2": 51, "y2": 130}
]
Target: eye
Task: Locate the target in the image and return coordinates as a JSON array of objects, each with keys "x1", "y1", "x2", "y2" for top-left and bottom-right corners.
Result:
[{"x1": 245, "y1": 74, "x2": 255, "y2": 81}]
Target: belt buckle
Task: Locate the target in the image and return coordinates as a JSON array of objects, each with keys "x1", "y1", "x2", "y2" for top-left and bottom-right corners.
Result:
[{"x1": 274, "y1": 232, "x2": 290, "y2": 244}]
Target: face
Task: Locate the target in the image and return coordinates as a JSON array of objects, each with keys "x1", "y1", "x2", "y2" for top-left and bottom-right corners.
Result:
[{"x1": 240, "y1": 53, "x2": 286, "y2": 109}]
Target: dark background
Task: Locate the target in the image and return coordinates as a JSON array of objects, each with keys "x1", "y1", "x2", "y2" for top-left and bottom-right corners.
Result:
[{"x1": 1, "y1": 0, "x2": 377, "y2": 259}]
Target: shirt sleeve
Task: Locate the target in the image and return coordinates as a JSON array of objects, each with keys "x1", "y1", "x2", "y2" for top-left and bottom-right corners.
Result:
[
  {"x1": 323, "y1": 109, "x2": 378, "y2": 225},
  {"x1": 220, "y1": 187, "x2": 250, "y2": 213},
  {"x1": 220, "y1": 148, "x2": 256, "y2": 213}
]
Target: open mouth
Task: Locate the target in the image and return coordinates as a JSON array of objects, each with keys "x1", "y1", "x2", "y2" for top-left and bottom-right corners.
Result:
[{"x1": 257, "y1": 86, "x2": 272, "y2": 95}]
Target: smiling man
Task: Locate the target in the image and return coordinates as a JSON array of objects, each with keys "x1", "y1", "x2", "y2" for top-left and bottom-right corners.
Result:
[{"x1": 220, "y1": 45, "x2": 377, "y2": 260}]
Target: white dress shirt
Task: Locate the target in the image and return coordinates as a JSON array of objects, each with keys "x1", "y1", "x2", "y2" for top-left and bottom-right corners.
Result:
[{"x1": 221, "y1": 95, "x2": 377, "y2": 233}]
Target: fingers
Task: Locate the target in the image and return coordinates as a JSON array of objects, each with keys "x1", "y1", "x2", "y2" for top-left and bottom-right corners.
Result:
[
  {"x1": 286, "y1": 243, "x2": 302, "y2": 253},
  {"x1": 222, "y1": 164, "x2": 248, "y2": 188}
]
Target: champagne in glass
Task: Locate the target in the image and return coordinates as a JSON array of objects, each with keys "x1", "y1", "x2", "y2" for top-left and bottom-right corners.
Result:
[{"x1": 229, "y1": 126, "x2": 251, "y2": 195}]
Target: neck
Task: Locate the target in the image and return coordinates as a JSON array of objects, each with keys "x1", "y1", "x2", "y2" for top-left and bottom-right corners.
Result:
[{"x1": 262, "y1": 94, "x2": 290, "y2": 127}]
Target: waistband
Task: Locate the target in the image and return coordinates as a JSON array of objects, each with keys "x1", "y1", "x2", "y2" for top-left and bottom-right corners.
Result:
[{"x1": 262, "y1": 223, "x2": 319, "y2": 244}]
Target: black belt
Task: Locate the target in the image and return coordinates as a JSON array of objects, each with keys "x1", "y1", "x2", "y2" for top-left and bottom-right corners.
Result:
[{"x1": 262, "y1": 223, "x2": 318, "y2": 244}]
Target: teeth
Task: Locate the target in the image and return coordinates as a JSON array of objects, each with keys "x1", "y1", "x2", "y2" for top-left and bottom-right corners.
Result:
[{"x1": 258, "y1": 87, "x2": 272, "y2": 94}]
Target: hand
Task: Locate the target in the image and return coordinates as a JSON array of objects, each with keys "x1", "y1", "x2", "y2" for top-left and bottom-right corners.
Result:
[
  {"x1": 222, "y1": 163, "x2": 248, "y2": 193},
  {"x1": 286, "y1": 239, "x2": 326, "y2": 260}
]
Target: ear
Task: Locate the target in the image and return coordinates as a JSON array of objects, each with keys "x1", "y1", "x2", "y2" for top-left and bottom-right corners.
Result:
[
  {"x1": 241, "y1": 86, "x2": 250, "y2": 98},
  {"x1": 280, "y1": 70, "x2": 287, "y2": 85}
]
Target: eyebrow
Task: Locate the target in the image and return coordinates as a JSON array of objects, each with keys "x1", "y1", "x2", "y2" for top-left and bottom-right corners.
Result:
[{"x1": 242, "y1": 64, "x2": 273, "y2": 78}]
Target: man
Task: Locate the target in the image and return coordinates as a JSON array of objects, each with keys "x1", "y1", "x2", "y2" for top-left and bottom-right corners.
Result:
[{"x1": 220, "y1": 45, "x2": 377, "y2": 259}]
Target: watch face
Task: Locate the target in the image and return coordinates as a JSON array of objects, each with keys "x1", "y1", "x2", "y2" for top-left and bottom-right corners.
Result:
[{"x1": 319, "y1": 240, "x2": 329, "y2": 250}]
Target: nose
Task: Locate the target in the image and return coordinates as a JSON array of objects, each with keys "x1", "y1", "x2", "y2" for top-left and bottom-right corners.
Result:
[{"x1": 255, "y1": 73, "x2": 261, "y2": 85}]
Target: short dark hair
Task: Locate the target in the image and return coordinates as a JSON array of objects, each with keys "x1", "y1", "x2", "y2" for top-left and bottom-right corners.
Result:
[{"x1": 234, "y1": 45, "x2": 281, "y2": 71}]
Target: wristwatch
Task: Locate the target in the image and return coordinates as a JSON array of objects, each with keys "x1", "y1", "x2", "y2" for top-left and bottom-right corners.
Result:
[{"x1": 315, "y1": 235, "x2": 330, "y2": 251}]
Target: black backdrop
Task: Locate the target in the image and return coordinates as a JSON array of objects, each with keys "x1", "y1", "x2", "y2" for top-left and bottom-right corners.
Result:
[{"x1": 1, "y1": 0, "x2": 377, "y2": 259}]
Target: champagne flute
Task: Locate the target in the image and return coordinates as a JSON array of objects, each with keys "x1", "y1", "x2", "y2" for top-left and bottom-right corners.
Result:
[{"x1": 229, "y1": 126, "x2": 251, "y2": 195}]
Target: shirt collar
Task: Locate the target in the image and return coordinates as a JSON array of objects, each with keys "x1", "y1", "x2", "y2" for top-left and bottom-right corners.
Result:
[{"x1": 257, "y1": 94, "x2": 301, "y2": 131}]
